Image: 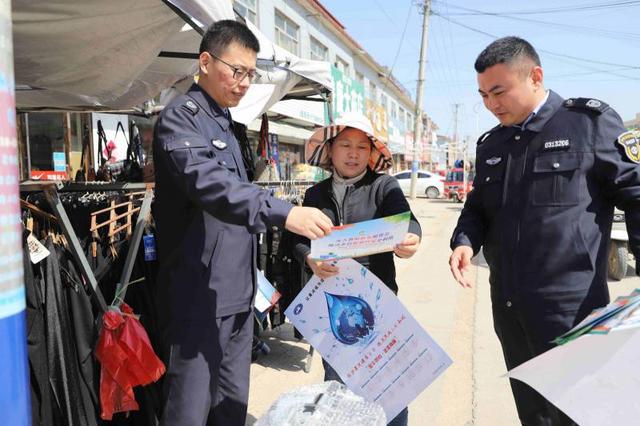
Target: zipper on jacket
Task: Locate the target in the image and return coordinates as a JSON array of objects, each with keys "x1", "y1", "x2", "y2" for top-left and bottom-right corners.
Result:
[
  {"x1": 342, "y1": 186, "x2": 350, "y2": 225},
  {"x1": 331, "y1": 192, "x2": 343, "y2": 225}
]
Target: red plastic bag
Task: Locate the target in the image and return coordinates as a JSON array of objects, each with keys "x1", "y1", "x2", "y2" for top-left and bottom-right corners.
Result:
[{"x1": 95, "y1": 303, "x2": 165, "y2": 420}]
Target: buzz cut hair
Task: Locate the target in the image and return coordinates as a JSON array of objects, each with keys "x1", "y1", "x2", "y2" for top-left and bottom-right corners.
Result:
[
  {"x1": 199, "y1": 19, "x2": 260, "y2": 57},
  {"x1": 474, "y1": 36, "x2": 541, "y2": 76}
]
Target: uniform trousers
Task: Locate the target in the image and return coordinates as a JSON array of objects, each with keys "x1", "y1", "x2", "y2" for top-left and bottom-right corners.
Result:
[
  {"x1": 160, "y1": 310, "x2": 253, "y2": 426},
  {"x1": 492, "y1": 300, "x2": 578, "y2": 426}
]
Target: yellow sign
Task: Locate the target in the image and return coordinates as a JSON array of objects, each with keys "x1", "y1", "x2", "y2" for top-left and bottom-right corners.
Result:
[{"x1": 365, "y1": 99, "x2": 388, "y2": 143}]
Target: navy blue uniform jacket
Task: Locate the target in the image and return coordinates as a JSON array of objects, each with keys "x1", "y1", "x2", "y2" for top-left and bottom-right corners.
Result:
[
  {"x1": 451, "y1": 90, "x2": 640, "y2": 315},
  {"x1": 153, "y1": 84, "x2": 292, "y2": 319}
]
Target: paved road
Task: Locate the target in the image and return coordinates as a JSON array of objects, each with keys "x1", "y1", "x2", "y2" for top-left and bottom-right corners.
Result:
[{"x1": 246, "y1": 198, "x2": 638, "y2": 425}]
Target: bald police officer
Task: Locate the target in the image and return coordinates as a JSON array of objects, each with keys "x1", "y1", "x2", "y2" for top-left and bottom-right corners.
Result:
[
  {"x1": 449, "y1": 36, "x2": 640, "y2": 425},
  {"x1": 153, "y1": 20, "x2": 332, "y2": 426}
]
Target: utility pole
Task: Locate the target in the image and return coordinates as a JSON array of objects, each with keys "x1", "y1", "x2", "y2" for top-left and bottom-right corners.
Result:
[
  {"x1": 462, "y1": 137, "x2": 469, "y2": 200},
  {"x1": 409, "y1": 0, "x2": 431, "y2": 200},
  {"x1": 452, "y1": 103, "x2": 461, "y2": 147}
]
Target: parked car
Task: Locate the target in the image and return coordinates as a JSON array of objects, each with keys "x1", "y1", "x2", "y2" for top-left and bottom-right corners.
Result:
[{"x1": 392, "y1": 170, "x2": 444, "y2": 198}]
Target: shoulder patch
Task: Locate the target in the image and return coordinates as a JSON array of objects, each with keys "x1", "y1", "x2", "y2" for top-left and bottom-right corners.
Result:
[
  {"x1": 563, "y1": 97, "x2": 609, "y2": 114},
  {"x1": 617, "y1": 130, "x2": 640, "y2": 163},
  {"x1": 182, "y1": 99, "x2": 199, "y2": 115}
]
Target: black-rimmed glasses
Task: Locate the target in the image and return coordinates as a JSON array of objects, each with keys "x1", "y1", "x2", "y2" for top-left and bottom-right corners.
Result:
[{"x1": 209, "y1": 52, "x2": 257, "y2": 82}]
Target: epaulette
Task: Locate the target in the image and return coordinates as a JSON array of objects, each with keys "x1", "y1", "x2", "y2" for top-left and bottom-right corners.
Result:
[
  {"x1": 181, "y1": 99, "x2": 199, "y2": 115},
  {"x1": 563, "y1": 97, "x2": 609, "y2": 114},
  {"x1": 476, "y1": 124, "x2": 500, "y2": 146}
]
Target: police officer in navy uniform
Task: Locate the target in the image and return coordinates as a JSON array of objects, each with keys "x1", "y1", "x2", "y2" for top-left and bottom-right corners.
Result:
[
  {"x1": 153, "y1": 20, "x2": 332, "y2": 426},
  {"x1": 449, "y1": 36, "x2": 640, "y2": 425}
]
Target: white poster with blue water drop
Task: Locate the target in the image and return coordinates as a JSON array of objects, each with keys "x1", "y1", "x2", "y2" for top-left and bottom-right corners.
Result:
[{"x1": 285, "y1": 258, "x2": 452, "y2": 421}]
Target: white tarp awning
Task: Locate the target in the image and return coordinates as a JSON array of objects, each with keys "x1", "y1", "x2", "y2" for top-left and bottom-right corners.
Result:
[
  {"x1": 12, "y1": 0, "x2": 331, "y2": 123},
  {"x1": 246, "y1": 119, "x2": 313, "y2": 145}
]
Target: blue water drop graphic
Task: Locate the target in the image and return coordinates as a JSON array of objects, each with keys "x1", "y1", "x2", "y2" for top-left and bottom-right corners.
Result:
[
  {"x1": 325, "y1": 292, "x2": 375, "y2": 345},
  {"x1": 347, "y1": 278, "x2": 354, "y2": 285}
]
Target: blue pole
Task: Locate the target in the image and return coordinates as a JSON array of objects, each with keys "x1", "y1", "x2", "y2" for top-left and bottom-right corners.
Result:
[{"x1": 0, "y1": 0, "x2": 31, "y2": 424}]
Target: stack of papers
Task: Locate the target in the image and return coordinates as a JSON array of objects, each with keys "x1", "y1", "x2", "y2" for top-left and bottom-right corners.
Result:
[{"x1": 553, "y1": 289, "x2": 640, "y2": 345}]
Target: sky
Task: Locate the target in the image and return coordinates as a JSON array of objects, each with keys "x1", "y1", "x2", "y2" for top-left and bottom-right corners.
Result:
[{"x1": 319, "y1": 0, "x2": 640, "y2": 146}]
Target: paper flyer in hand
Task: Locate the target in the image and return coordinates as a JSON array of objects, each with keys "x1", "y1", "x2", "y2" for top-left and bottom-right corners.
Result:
[
  {"x1": 284, "y1": 259, "x2": 451, "y2": 421},
  {"x1": 310, "y1": 211, "x2": 411, "y2": 260},
  {"x1": 254, "y1": 270, "x2": 281, "y2": 320}
]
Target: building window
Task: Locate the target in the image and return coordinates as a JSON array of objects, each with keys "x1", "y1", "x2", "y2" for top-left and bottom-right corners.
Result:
[
  {"x1": 380, "y1": 93, "x2": 388, "y2": 110},
  {"x1": 355, "y1": 71, "x2": 364, "y2": 84},
  {"x1": 406, "y1": 112, "x2": 413, "y2": 130},
  {"x1": 335, "y1": 55, "x2": 350, "y2": 76},
  {"x1": 234, "y1": 0, "x2": 258, "y2": 25},
  {"x1": 275, "y1": 10, "x2": 299, "y2": 55},
  {"x1": 310, "y1": 36, "x2": 328, "y2": 61},
  {"x1": 368, "y1": 81, "x2": 377, "y2": 102},
  {"x1": 390, "y1": 101, "x2": 397, "y2": 120},
  {"x1": 399, "y1": 107, "x2": 406, "y2": 126}
]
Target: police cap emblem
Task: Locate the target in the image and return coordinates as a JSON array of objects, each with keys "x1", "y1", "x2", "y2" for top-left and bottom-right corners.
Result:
[
  {"x1": 617, "y1": 130, "x2": 640, "y2": 163},
  {"x1": 486, "y1": 157, "x2": 502, "y2": 166}
]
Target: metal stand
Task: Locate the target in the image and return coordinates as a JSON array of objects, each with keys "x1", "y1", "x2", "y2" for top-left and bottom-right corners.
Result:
[
  {"x1": 114, "y1": 188, "x2": 154, "y2": 306},
  {"x1": 304, "y1": 346, "x2": 314, "y2": 373},
  {"x1": 43, "y1": 185, "x2": 108, "y2": 312}
]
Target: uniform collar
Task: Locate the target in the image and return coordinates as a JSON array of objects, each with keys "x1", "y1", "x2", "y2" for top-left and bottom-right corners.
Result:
[
  {"x1": 510, "y1": 90, "x2": 549, "y2": 131},
  {"x1": 521, "y1": 90, "x2": 563, "y2": 133},
  {"x1": 186, "y1": 83, "x2": 232, "y2": 130}
]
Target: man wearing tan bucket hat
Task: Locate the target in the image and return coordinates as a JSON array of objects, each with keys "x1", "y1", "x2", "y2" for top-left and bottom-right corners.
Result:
[{"x1": 293, "y1": 111, "x2": 422, "y2": 426}]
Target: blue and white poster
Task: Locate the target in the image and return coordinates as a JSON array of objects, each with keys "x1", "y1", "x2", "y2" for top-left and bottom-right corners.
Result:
[{"x1": 285, "y1": 259, "x2": 452, "y2": 420}]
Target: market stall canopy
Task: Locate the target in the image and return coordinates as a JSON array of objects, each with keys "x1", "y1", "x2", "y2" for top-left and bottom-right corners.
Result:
[{"x1": 12, "y1": 0, "x2": 331, "y2": 124}]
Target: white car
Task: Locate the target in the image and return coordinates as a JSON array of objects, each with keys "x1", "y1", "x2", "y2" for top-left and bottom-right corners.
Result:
[{"x1": 392, "y1": 170, "x2": 445, "y2": 198}]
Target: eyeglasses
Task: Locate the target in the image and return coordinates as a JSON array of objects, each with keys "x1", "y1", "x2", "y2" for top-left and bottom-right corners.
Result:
[{"x1": 209, "y1": 52, "x2": 257, "y2": 82}]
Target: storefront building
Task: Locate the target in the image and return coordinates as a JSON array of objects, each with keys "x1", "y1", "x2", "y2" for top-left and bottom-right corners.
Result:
[{"x1": 234, "y1": 0, "x2": 441, "y2": 173}]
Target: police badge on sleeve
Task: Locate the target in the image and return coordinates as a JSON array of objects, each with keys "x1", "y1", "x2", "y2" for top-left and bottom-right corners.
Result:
[{"x1": 617, "y1": 130, "x2": 640, "y2": 163}]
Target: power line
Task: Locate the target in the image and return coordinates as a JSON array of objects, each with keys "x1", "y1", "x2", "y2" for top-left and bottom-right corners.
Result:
[
  {"x1": 379, "y1": 0, "x2": 414, "y2": 93},
  {"x1": 432, "y1": 12, "x2": 640, "y2": 81},
  {"x1": 428, "y1": 18, "x2": 459, "y2": 127},
  {"x1": 442, "y1": 0, "x2": 464, "y2": 102},
  {"x1": 432, "y1": 0, "x2": 640, "y2": 16},
  {"x1": 432, "y1": 3, "x2": 640, "y2": 43}
]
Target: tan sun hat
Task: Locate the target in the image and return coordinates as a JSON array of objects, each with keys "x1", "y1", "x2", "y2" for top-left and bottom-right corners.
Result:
[{"x1": 305, "y1": 111, "x2": 393, "y2": 172}]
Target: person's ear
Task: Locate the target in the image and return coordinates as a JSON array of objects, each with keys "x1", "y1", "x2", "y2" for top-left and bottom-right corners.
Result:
[
  {"x1": 530, "y1": 65, "x2": 543, "y2": 89},
  {"x1": 199, "y1": 51, "x2": 212, "y2": 75}
]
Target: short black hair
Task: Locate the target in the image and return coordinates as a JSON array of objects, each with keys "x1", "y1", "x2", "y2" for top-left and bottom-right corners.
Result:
[
  {"x1": 474, "y1": 36, "x2": 541, "y2": 73},
  {"x1": 199, "y1": 19, "x2": 260, "y2": 56}
]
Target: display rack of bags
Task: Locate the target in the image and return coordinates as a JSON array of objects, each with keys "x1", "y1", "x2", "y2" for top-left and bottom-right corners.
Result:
[{"x1": 20, "y1": 181, "x2": 163, "y2": 426}]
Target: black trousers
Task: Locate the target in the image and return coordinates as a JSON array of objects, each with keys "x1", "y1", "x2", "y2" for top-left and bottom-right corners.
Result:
[
  {"x1": 160, "y1": 311, "x2": 253, "y2": 426},
  {"x1": 492, "y1": 301, "x2": 578, "y2": 426}
]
